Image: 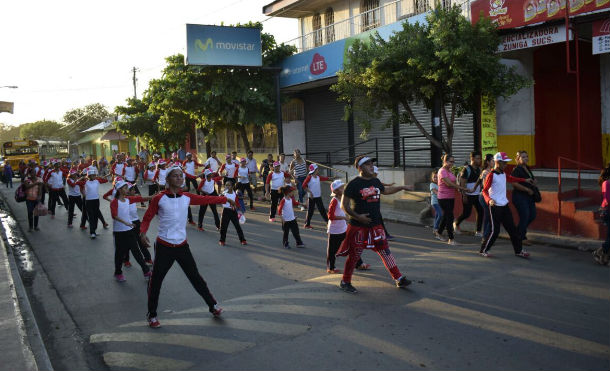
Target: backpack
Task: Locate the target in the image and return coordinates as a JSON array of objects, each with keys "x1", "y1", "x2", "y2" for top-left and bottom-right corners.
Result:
[{"x1": 15, "y1": 184, "x2": 26, "y2": 203}]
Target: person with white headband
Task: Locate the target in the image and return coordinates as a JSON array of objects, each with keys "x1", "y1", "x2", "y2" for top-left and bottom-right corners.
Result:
[
  {"x1": 336, "y1": 155, "x2": 412, "y2": 293},
  {"x1": 140, "y1": 165, "x2": 235, "y2": 328},
  {"x1": 302, "y1": 163, "x2": 330, "y2": 230},
  {"x1": 82, "y1": 169, "x2": 111, "y2": 239}
]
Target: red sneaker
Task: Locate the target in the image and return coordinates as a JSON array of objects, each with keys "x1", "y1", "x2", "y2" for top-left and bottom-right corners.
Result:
[
  {"x1": 148, "y1": 317, "x2": 161, "y2": 328},
  {"x1": 240, "y1": 240, "x2": 248, "y2": 246},
  {"x1": 80, "y1": 226, "x2": 87, "y2": 230},
  {"x1": 145, "y1": 259, "x2": 153, "y2": 266},
  {"x1": 219, "y1": 241, "x2": 225, "y2": 246},
  {"x1": 188, "y1": 221, "x2": 196, "y2": 226},
  {"x1": 356, "y1": 263, "x2": 371, "y2": 270},
  {"x1": 197, "y1": 227, "x2": 205, "y2": 232},
  {"x1": 124, "y1": 261, "x2": 132, "y2": 268},
  {"x1": 304, "y1": 225, "x2": 314, "y2": 230},
  {"x1": 211, "y1": 305, "x2": 223, "y2": 317},
  {"x1": 327, "y1": 269, "x2": 342, "y2": 274}
]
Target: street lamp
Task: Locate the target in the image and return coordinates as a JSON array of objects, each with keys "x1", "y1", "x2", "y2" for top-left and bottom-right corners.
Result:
[{"x1": 0, "y1": 86, "x2": 18, "y2": 89}]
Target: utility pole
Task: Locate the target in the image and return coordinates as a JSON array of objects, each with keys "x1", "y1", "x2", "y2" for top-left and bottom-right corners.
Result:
[{"x1": 132, "y1": 67, "x2": 138, "y2": 99}]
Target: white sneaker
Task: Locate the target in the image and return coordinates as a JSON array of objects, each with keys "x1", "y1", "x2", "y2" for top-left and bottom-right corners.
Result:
[
  {"x1": 447, "y1": 239, "x2": 456, "y2": 246},
  {"x1": 90, "y1": 233, "x2": 96, "y2": 239},
  {"x1": 299, "y1": 206, "x2": 305, "y2": 211},
  {"x1": 453, "y1": 222, "x2": 461, "y2": 234},
  {"x1": 474, "y1": 232, "x2": 483, "y2": 237}
]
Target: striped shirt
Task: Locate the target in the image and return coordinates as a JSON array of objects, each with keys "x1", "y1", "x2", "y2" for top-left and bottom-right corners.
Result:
[{"x1": 292, "y1": 159, "x2": 308, "y2": 178}]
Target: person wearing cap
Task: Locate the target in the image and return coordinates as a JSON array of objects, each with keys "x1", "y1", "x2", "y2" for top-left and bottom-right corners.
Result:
[
  {"x1": 480, "y1": 152, "x2": 533, "y2": 258},
  {"x1": 123, "y1": 157, "x2": 139, "y2": 191},
  {"x1": 44, "y1": 161, "x2": 69, "y2": 218},
  {"x1": 83, "y1": 170, "x2": 111, "y2": 239},
  {"x1": 140, "y1": 165, "x2": 233, "y2": 328},
  {"x1": 143, "y1": 162, "x2": 158, "y2": 195},
  {"x1": 119, "y1": 183, "x2": 154, "y2": 268},
  {"x1": 265, "y1": 161, "x2": 293, "y2": 222},
  {"x1": 336, "y1": 155, "x2": 413, "y2": 293},
  {"x1": 109, "y1": 181, "x2": 152, "y2": 282},
  {"x1": 277, "y1": 185, "x2": 304, "y2": 248},
  {"x1": 111, "y1": 154, "x2": 126, "y2": 181},
  {"x1": 152, "y1": 160, "x2": 169, "y2": 190},
  {"x1": 302, "y1": 164, "x2": 330, "y2": 229},
  {"x1": 219, "y1": 154, "x2": 238, "y2": 184},
  {"x1": 204, "y1": 151, "x2": 222, "y2": 174},
  {"x1": 196, "y1": 169, "x2": 223, "y2": 231},
  {"x1": 218, "y1": 179, "x2": 247, "y2": 246},
  {"x1": 236, "y1": 157, "x2": 255, "y2": 210},
  {"x1": 66, "y1": 170, "x2": 84, "y2": 228},
  {"x1": 182, "y1": 152, "x2": 204, "y2": 192}
]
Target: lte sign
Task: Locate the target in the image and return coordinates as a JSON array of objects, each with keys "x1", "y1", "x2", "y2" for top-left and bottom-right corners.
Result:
[{"x1": 186, "y1": 24, "x2": 262, "y2": 67}]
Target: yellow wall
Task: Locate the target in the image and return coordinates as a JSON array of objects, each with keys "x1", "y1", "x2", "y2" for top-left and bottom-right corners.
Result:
[
  {"x1": 602, "y1": 134, "x2": 610, "y2": 167},
  {"x1": 497, "y1": 135, "x2": 536, "y2": 166}
]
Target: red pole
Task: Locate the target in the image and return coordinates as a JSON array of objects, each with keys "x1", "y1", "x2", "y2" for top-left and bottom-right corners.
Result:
[
  {"x1": 575, "y1": 27, "x2": 581, "y2": 191},
  {"x1": 558, "y1": 157, "x2": 562, "y2": 236}
]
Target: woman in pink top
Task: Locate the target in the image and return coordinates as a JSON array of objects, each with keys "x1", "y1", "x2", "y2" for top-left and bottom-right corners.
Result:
[
  {"x1": 437, "y1": 154, "x2": 467, "y2": 245},
  {"x1": 594, "y1": 166, "x2": 610, "y2": 265}
]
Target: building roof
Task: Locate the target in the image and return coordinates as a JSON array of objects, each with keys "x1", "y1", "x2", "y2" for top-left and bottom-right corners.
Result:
[
  {"x1": 81, "y1": 120, "x2": 114, "y2": 133},
  {"x1": 263, "y1": 0, "x2": 332, "y2": 18}
]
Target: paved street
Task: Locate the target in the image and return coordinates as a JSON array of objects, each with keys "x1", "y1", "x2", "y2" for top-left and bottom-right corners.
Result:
[{"x1": 0, "y1": 182, "x2": 608, "y2": 371}]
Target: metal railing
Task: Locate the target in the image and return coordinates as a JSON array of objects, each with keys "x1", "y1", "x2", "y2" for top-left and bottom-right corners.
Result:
[
  {"x1": 557, "y1": 156, "x2": 602, "y2": 236},
  {"x1": 281, "y1": 0, "x2": 472, "y2": 53}
]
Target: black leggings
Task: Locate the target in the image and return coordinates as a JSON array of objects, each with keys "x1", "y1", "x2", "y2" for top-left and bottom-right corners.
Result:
[
  {"x1": 437, "y1": 198, "x2": 455, "y2": 240},
  {"x1": 236, "y1": 182, "x2": 253, "y2": 208},
  {"x1": 327, "y1": 232, "x2": 345, "y2": 270},
  {"x1": 199, "y1": 201, "x2": 220, "y2": 229},
  {"x1": 123, "y1": 220, "x2": 152, "y2": 262},
  {"x1": 456, "y1": 194, "x2": 483, "y2": 232},
  {"x1": 114, "y1": 230, "x2": 149, "y2": 275},
  {"x1": 185, "y1": 177, "x2": 198, "y2": 192},
  {"x1": 480, "y1": 204, "x2": 523, "y2": 254},
  {"x1": 85, "y1": 199, "x2": 101, "y2": 234},
  {"x1": 148, "y1": 184, "x2": 158, "y2": 196},
  {"x1": 219, "y1": 208, "x2": 245, "y2": 242},
  {"x1": 147, "y1": 241, "x2": 217, "y2": 319},
  {"x1": 48, "y1": 189, "x2": 69, "y2": 215},
  {"x1": 68, "y1": 195, "x2": 83, "y2": 225},
  {"x1": 269, "y1": 189, "x2": 280, "y2": 218},
  {"x1": 305, "y1": 197, "x2": 328, "y2": 226},
  {"x1": 25, "y1": 200, "x2": 39, "y2": 229},
  {"x1": 282, "y1": 219, "x2": 303, "y2": 246}
]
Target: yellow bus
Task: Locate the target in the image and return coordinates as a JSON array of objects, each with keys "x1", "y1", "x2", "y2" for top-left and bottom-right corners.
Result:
[{"x1": 1, "y1": 140, "x2": 40, "y2": 177}]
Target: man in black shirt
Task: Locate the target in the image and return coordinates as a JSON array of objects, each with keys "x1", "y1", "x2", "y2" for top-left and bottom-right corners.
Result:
[
  {"x1": 336, "y1": 155, "x2": 412, "y2": 293},
  {"x1": 455, "y1": 151, "x2": 483, "y2": 235}
]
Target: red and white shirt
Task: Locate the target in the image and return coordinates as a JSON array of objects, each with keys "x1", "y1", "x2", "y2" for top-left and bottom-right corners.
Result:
[
  {"x1": 198, "y1": 176, "x2": 222, "y2": 194},
  {"x1": 219, "y1": 163, "x2": 238, "y2": 179},
  {"x1": 112, "y1": 162, "x2": 125, "y2": 177},
  {"x1": 83, "y1": 178, "x2": 108, "y2": 200},
  {"x1": 153, "y1": 168, "x2": 168, "y2": 186},
  {"x1": 302, "y1": 174, "x2": 330, "y2": 198},
  {"x1": 124, "y1": 165, "x2": 136, "y2": 182},
  {"x1": 143, "y1": 169, "x2": 156, "y2": 185},
  {"x1": 222, "y1": 191, "x2": 237, "y2": 209},
  {"x1": 278, "y1": 196, "x2": 298, "y2": 222},
  {"x1": 66, "y1": 178, "x2": 83, "y2": 197},
  {"x1": 327, "y1": 196, "x2": 347, "y2": 234},
  {"x1": 45, "y1": 170, "x2": 67, "y2": 190},
  {"x1": 482, "y1": 170, "x2": 526, "y2": 207},
  {"x1": 266, "y1": 171, "x2": 291, "y2": 191},
  {"x1": 110, "y1": 196, "x2": 145, "y2": 232},
  {"x1": 182, "y1": 159, "x2": 203, "y2": 179},
  {"x1": 140, "y1": 190, "x2": 227, "y2": 246}
]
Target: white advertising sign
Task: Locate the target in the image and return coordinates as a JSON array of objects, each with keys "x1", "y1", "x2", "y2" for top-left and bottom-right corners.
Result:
[{"x1": 499, "y1": 24, "x2": 572, "y2": 52}]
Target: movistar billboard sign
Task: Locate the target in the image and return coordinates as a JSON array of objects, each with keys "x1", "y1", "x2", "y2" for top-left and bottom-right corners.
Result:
[{"x1": 186, "y1": 24, "x2": 262, "y2": 67}]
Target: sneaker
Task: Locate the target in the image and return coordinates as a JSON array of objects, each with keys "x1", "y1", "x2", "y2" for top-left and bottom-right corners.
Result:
[
  {"x1": 304, "y1": 224, "x2": 313, "y2": 230},
  {"x1": 240, "y1": 240, "x2": 248, "y2": 246},
  {"x1": 80, "y1": 226, "x2": 87, "y2": 230},
  {"x1": 299, "y1": 206, "x2": 305, "y2": 211},
  {"x1": 474, "y1": 232, "x2": 483, "y2": 237},
  {"x1": 283, "y1": 243, "x2": 291, "y2": 249},
  {"x1": 188, "y1": 221, "x2": 196, "y2": 226},
  {"x1": 340, "y1": 281, "x2": 358, "y2": 293},
  {"x1": 447, "y1": 239, "x2": 457, "y2": 246},
  {"x1": 216, "y1": 227, "x2": 221, "y2": 231},
  {"x1": 356, "y1": 263, "x2": 371, "y2": 270},
  {"x1": 51, "y1": 214, "x2": 55, "y2": 219},
  {"x1": 90, "y1": 233, "x2": 96, "y2": 239},
  {"x1": 103, "y1": 223, "x2": 109, "y2": 229},
  {"x1": 396, "y1": 276, "x2": 412, "y2": 288},
  {"x1": 480, "y1": 251, "x2": 492, "y2": 257},
  {"x1": 124, "y1": 261, "x2": 132, "y2": 268},
  {"x1": 434, "y1": 231, "x2": 447, "y2": 242},
  {"x1": 145, "y1": 259, "x2": 154, "y2": 266},
  {"x1": 515, "y1": 250, "x2": 530, "y2": 258},
  {"x1": 269, "y1": 218, "x2": 275, "y2": 222},
  {"x1": 34, "y1": 227, "x2": 40, "y2": 231},
  {"x1": 114, "y1": 274, "x2": 126, "y2": 282},
  {"x1": 296, "y1": 244, "x2": 305, "y2": 248},
  {"x1": 67, "y1": 224, "x2": 73, "y2": 228},
  {"x1": 197, "y1": 227, "x2": 205, "y2": 232},
  {"x1": 327, "y1": 268, "x2": 341, "y2": 274},
  {"x1": 148, "y1": 317, "x2": 161, "y2": 328},
  {"x1": 453, "y1": 222, "x2": 461, "y2": 234},
  {"x1": 144, "y1": 271, "x2": 152, "y2": 281},
  {"x1": 386, "y1": 234, "x2": 395, "y2": 241},
  {"x1": 219, "y1": 241, "x2": 225, "y2": 246},
  {"x1": 210, "y1": 305, "x2": 223, "y2": 317}
]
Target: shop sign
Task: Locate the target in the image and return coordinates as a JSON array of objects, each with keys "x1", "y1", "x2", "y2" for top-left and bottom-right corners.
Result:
[
  {"x1": 593, "y1": 18, "x2": 610, "y2": 54},
  {"x1": 481, "y1": 95, "x2": 498, "y2": 155},
  {"x1": 185, "y1": 25, "x2": 262, "y2": 67},
  {"x1": 499, "y1": 24, "x2": 571, "y2": 52},
  {"x1": 471, "y1": 0, "x2": 610, "y2": 30}
]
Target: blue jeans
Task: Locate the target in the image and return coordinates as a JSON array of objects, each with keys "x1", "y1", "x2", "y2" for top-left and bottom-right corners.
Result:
[
  {"x1": 26, "y1": 200, "x2": 39, "y2": 229},
  {"x1": 432, "y1": 203, "x2": 442, "y2": 230},
  {"x1": 512, "y1": 191, "x2": 537, "y2": 241},
  {"x1": 296, "y1": 176, "x2": 307, "y2": 204},
  {"x1": 479, "y1": 194, "x2": 491, "y2": 239}
]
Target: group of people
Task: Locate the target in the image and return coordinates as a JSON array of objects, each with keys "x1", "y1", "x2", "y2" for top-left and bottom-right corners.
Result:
[{"x1": 430, "y1": 150, "x2": 539, "y2": 258}]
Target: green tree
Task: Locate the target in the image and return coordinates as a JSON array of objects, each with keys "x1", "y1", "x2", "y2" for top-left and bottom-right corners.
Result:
[
  {"x1": 19, "y1": 120, "x2": 66, "y2": 139},
  {"x1": 0, "y1": 123, "x2": 22, "y2": 143},
  {"x1": 331, "y1": 5, "x2": 530, "y2": 154},
  {"x1": 63, "y1": 103, "x2": 111, "y2": 139}
]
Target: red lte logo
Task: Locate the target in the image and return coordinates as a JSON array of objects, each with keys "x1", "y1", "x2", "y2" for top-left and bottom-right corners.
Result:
[{"x1": 310, "y1": 53, "x2": 327, "y2": 75}]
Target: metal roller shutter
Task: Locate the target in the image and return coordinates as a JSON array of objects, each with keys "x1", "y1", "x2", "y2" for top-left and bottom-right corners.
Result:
[
  {"x1": 399, "y1": 102, "x2": 432, "y2": 167},
  {"x1": 302, "y1": 88, "x2": 349, "y2": 165},
  {"x1": 352, "y1": 108, "x2": 395, "y2": 166},
  {"x1": 448, "y1": 106, "x2": 475, "y2": 167}
]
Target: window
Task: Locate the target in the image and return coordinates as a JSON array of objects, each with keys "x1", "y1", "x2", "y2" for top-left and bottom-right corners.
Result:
[
  {"x1": 361, "y1": 0, "x2": 380, "y2": 32},
  {"x1": 312, "y1": 13, "x2": 323, "y2": 47},
  {"x1": 325, "y1": 7, "x2": 335, "y2": 44},
  {"x1": 415, "y1": 0, "x2": 429, "y2": 14}
]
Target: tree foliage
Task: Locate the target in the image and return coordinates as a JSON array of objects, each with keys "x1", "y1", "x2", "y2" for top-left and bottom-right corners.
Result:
[
  {"x1": 19, "y1": 120, "x2": 66, "y2": 140},
  {"x1": 63, "y1": 103, "x2": 111, "y2": 139},
  {"x1": 331, "y1": 5, "x2": 531, "y2": 154},
  {"x1": 0, "y1": 123, "x2": 22, "y2": 143}
]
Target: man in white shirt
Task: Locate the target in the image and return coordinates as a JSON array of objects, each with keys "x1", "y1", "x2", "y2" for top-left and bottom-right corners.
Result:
[{"x1": 245, "y1": 150, "x2": 259, "y2": 192}]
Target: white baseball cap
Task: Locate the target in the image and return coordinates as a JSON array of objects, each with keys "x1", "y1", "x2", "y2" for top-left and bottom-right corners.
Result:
[
  {"x1": 114, "y1": 180, "x2": 128, "y2": 190},
  {"x1": 308, "y1": 163, "x2": 318, "y2": 174},
  {"x1": 330, "y1": 179, "x2": 345, "y2": 196},
  {"x1": 493, "y1": 152, "x2": 511, "y2": 162}
]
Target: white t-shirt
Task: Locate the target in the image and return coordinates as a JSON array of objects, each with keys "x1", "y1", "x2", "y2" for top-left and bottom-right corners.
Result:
[
  {"x1": 222, "y1": 191, "x2": 237, "y2": 209},
  {"x1": 237, "y1": 167, "x2": 249, "y2": 183}
]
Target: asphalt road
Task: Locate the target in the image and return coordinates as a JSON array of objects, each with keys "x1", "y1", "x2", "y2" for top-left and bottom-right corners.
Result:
[{"x1": 1, "y1": 183, "x2": 608, "y2": 371}]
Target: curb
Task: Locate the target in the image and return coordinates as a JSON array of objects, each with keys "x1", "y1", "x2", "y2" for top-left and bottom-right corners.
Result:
[{"x1": 0, "y1": 206, "x2": 54, "y2": 371}]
